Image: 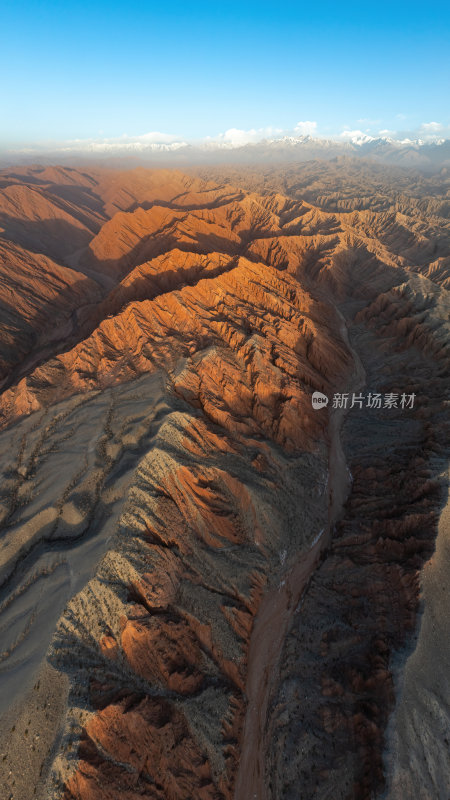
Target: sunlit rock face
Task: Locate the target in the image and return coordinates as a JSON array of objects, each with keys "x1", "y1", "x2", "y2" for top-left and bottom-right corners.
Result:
[{"x1": 0, "y1": 162, "x2": 448, "y2": 800}]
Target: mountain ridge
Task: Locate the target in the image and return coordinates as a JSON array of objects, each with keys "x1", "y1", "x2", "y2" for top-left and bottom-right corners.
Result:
[
  {"x1": 3, "y1": 136, "x2": 450, "y2": 171},
  {"x1": 0, "y1": 163, "x2": 448, "y2": 800}
]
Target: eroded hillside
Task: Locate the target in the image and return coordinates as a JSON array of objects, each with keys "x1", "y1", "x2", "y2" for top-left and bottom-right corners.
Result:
[{"x1": 0, "y1": 162, "x2": 448, "y2": 800}]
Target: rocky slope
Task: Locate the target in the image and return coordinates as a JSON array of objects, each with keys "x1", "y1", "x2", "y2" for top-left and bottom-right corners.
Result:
[{"x1": 0, "y1": 162, "x2": 448, "y2": 800}]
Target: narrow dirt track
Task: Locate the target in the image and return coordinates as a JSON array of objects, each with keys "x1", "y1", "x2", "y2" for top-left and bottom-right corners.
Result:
[{"x1": 234, "y1": 309, "x2": 366, "y2": 800}]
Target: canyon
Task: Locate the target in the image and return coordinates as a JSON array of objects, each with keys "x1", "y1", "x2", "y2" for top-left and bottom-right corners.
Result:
[{"x1": 0, "y1": 160, "x2": 448, "y2": 799}]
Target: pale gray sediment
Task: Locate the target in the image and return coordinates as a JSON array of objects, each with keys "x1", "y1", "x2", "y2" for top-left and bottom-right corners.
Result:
[
  {"x1": 0, "y1": 373, "x2": 171, "y2": 794},
  {"x1": 382, "y1": 469, "x2": 450, "y2": 800},
  {"x1": 0, "y1": 661, "x2": 68, "y2": 800},
  {"x1": 0, "y1": 372, "x2": 168, "y2": 719}
]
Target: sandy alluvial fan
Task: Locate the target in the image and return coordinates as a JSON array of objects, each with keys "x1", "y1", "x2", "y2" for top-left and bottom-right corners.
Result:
[{"x1": 0, "y1": 162, "x2": 448, "y2": 800}]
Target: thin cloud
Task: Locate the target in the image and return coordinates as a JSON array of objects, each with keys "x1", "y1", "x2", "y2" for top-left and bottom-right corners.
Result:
[
  {"x1": 420, "y1": 121, "x2": 443, "y2": 132},
  {"x1": 207, "y1": 127, "x2": 283, "y2": 147},
  {"x1": 65, "y1": 131, "x2": 187, "y2": 150},
  {"x1": 416, "y1": 121, "x2": 449, "y2": 142},
  {"x1": 339, "y1": 129, "x2": 374, "y2": 144},
  {"x1": 8, "y1": 132, "x2": 189, "y2": 155},
  {"x1": 294, "y1": 121, "x2": 317, "y2": 136}
]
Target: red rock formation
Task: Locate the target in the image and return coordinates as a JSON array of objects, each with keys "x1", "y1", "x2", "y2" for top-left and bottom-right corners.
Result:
[{"x1": 0, "y1": 163, "x2": 447, "y2": 800}]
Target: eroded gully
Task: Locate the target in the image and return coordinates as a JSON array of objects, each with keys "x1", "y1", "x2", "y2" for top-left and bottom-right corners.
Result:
[{"x1": 234, "y1": 307, "x2": 366, "y2": 800}]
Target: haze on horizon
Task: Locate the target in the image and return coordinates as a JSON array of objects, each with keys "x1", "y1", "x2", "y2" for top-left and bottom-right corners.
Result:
[{"x1": 2, "y1": 0, "x2": 449, "y2": 156}]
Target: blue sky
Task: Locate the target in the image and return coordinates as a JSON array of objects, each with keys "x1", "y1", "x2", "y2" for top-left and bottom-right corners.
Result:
[{"x1": 1, "y1": 0, "x2": 449, "y2": 149}]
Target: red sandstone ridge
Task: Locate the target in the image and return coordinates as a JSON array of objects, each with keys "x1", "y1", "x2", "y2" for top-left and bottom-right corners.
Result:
[
  {"x1": 0, "y1": 254, "x2": 349, "y2": 449},
  {"x1": 0, "y1": 238, "x2": 103, "y2": 386},
  {"x1": 0, "y1": 163, "x2": 448, "y2": 800}
]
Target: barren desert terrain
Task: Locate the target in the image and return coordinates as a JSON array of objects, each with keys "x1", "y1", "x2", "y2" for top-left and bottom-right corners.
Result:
[{"x1": 0, "y1": 160, "x2": 448, "y2": 800}]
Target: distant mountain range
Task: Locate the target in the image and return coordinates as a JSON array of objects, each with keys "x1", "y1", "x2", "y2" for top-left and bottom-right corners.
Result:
[
  {"x1": 3, "y1": 134, "x2": 450, "y2": 170},
  {"x1": 196, "y1": 134, "x2": 450, "y2": 168}
]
